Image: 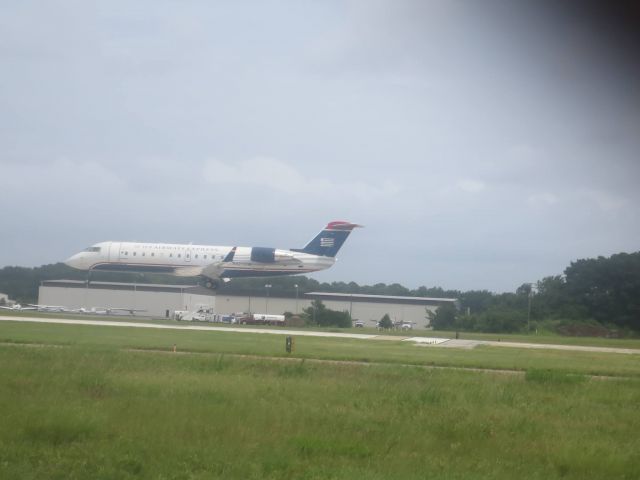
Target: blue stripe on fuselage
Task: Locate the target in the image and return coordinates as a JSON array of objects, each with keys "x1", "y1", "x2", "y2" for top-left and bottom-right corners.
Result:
[
  {"x1": 91, "y1": 263, "x2": 178, "y2": 274},
  {"x1": 91, "y1": 263, "x2": 313, "y2": 279}
]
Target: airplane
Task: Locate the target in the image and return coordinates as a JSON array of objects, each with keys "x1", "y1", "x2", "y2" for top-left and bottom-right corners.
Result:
[
  {"x1": 27, "y1": 304, "x2": 69, "y2": 313},
  {"x1": 65, "y1": 221, "x2": 361, "y2": 289},
  {"x1": 371, "y1": 319, "x2": 416, "y2": 330},
  {"x1": 395, "y1": 320, "x2": 416, "y2": 331},
  {"x1": 71, "y1": 307, "x2": 108, "y2": 315},
  {"x1": 0, "y1": 304, "x2": 37, "y2": 311},
  {"x1": 109, "y1": 307, "x2": 147, "y2": 315},
  {"x1": 73, "y1": 307, "x2": 147, "y2": 315}
]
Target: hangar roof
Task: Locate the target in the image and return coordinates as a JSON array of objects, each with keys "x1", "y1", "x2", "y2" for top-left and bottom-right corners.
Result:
[
  {"x1": 305, "y1": 292, "x2": 458, "y2": 306},
  {"x1": 41, "y1": 280, "x2": 213, "y2": 296}
]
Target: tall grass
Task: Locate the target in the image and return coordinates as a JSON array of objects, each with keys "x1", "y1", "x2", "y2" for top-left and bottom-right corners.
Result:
[{"x1": 0, "y1": 345, "x2": 639, "y2": 479}]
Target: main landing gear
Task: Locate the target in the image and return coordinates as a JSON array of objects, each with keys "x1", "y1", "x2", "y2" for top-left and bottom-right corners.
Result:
[{"x1": 203, "y1": 279, "x2": 221, "y2": 290}]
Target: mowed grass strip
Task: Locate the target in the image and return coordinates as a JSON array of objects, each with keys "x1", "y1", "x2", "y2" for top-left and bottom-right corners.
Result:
[
  {"x1": 1, "y1": 345, "x2": 639, "y2": 480},
  {"x1": 1, "y1": 321, "x2": 640, "y2": 378}
]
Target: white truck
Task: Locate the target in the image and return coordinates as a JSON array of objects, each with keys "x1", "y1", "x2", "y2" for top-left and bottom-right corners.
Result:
[
  {"x1": 174, "y1": 305, "x2": 215, "y2": 322},
  {"x1": 237, "y1": 313, "x2": 286, "y2": 326}
]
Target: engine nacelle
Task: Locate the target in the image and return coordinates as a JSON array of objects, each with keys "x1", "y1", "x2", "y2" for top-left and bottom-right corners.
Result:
[
  {"x1": 250, "y1": 247, "x2": 276, "y2": 263},
  {"x1": 232, "y1": 246, "x2": 298, "y2": 264}
]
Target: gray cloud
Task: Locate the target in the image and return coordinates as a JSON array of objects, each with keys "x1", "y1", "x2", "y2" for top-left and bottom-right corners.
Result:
[{"x1": 0, "y1": 0, "x2": 638, "y2": 291}]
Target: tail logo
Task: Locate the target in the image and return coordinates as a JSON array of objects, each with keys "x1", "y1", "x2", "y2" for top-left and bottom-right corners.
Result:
[
  {"x1": 292, "y1": 221, "x2": 361, "y2": 257},
  {"x1": 320, "y1": 237, "x2": 335, "y2": 247}
]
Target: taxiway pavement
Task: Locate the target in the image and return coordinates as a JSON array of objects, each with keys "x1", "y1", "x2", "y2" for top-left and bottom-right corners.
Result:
[{"x1": 1, "y1": 315, "x2": 638, "y2": 355}]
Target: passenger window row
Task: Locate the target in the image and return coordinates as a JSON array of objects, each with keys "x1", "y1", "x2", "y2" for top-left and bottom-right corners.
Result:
[{"x1": 119, "y1": 250, "x2": 214, "y2": 260}]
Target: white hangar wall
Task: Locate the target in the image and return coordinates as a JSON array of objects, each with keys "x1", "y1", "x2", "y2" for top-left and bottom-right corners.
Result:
[
  {"x1": 39, "y1": 281, "x2": 458, "y2": 327},
  {"x1": 196, "y1": 292, "x2": 457, "y2": 327},
  {"x1": 306, "y1": 293, "x2": 456, "y2": 326},
  {"x1": 214, "y1": 295, "x2": 310, "y2": 317},
  {"x1": 39, "y1": 280, "x2": 216, "y2": 317}
]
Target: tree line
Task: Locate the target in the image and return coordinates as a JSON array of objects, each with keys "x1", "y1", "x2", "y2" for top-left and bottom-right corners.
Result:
[
  {"x1": 429, "y1": 252, "x2": 640, "y2": 334},
  {"x1": 0, "y1": 251, "x2": 638, "y2": 333}
]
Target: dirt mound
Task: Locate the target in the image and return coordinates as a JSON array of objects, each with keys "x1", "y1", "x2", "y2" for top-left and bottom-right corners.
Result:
[{"x1": 557, "y1": 323, "x2": 614, "y2": 337}]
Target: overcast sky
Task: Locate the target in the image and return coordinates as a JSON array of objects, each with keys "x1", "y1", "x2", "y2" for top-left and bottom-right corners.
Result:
[{"x1": 1, "y1": 1, "x2": 638, "y2": 292}]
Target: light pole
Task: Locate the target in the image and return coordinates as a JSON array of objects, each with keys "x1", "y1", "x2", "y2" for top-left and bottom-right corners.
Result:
[
  {"x1": 264, "y1": 284, "x2": 272, "y2": 314},
  {"x1": 526, "y1": 283, "x2": 537, "y2": 333},
  {"x1": 313, "y1": 299, "x2": 316, "y2": 324},
  {"x1": 294, "y1": 284, "x2": 299, "y2": 314},
  {"x1": 349, "y1": 294, "x2": 353, "y2": 321}
]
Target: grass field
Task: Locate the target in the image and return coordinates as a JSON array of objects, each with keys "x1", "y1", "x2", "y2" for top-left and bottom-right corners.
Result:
[
  {"x1": 1, "y1": 320, "x2": 640, "y2": 378},
  {"x1": 1, "y1": 319, "x2": 639, "y2": 479}
]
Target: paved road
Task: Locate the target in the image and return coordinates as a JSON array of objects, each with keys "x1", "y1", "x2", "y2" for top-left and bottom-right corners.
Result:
[{"x1": 1, "y1": 315, "x2": 638, "y2": 355}]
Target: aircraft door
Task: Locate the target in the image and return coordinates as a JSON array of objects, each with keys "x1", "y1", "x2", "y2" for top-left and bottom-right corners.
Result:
[
  {"x1": 185, "y1": 248, "x2": 192, "y2": 262},
  {"x1": 109, "y1": 242, "x2": 121, "y2": 262}
]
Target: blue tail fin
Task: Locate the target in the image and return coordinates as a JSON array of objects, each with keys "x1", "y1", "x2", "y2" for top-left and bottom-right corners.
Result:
[{"x1": 292, "y1": 221, "x2": 361, "y2": 257}]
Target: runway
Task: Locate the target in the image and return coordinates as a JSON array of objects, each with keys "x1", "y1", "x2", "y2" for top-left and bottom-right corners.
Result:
[
  {"x1": 0, "y1": 315, "x2": 382, "y2": 339},
  {"x1": 425, "y1": 338, "x2": 640, "y2": 355},
  {"x1": 1, "y1": 315, "x2": 638, "y2": 354}
]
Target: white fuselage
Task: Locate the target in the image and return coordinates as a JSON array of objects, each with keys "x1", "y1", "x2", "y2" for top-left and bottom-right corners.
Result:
[{"x1": 65, "y1": 241, "x2": 335, "y2": 280}]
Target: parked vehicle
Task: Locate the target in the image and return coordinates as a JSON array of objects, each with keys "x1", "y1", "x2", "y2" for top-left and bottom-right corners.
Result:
[
  {"x1": 174, "y1": 304, "x2": 215, "y2": 322},
  {"x1": 237, "y1": 313, "x2": 285, "y2": 326}
]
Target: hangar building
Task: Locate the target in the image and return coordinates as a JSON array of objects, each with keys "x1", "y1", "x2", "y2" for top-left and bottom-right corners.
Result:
[
  {"x1": 39, "y1": 280, "x2": 458, "y2": 327},
  {"x1": 39, "y1": 280, "x2": 216, "y2": 317}
]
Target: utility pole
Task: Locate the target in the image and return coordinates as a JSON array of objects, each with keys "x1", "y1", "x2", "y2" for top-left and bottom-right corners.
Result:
[
  {"x1": 264, "y1": 284, "x2": 271, "y2": 314},
  {"x1": 349, "y1": 295, "x2": 353, "y2": 320},
  {"x1": 526, "y1": 283, "x2": 536, "y2": 333}
]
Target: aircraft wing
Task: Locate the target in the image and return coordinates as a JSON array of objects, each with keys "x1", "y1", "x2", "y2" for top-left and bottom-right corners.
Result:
[
  {"x1": 28, "y1": 304, "x2": 68, "y2": 312},
  {"x1": 0, "y1": 305, "x2": 37, "y2": 311},
  {"x1": 108, "y1": 308, "x2": 147, "y2": 314},
  {"x1": 201, "y1": 261, "x2": 228, "y2": 280}
]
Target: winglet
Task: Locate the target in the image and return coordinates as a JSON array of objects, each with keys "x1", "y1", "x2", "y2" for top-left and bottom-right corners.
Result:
[{"x1": 223, "y1": 247, "x2": 237, "y2": 262}]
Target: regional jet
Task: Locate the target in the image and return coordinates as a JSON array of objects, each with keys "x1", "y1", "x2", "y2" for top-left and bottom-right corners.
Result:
[
  {"x1": 72, "y1": 307, "x2": 147, "y2": 315},
  {"x1": 0, "y1": 304, "x2": 37, "y2": 311},
  {"x1": 65, "y1": 221, "x2": 361, "y2": 289},
  {"x1": 28, "y1": 304, "x2": 70, "y2": 313}
]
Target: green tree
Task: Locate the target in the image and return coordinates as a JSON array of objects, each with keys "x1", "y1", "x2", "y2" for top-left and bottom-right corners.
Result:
[
  {"x1": 379, "y1": 313, "x2": 393, "y2": 329},
  {"x1": 473, "y1": 306, "x2": 526, "y2": 333},
  {"x1": 302, "y1": 300, "x2": 351, "y2": 328},
  {"x1": 564, "y1": 253, "x2": 640, "y2": 330},
  {"x1": 427, "y1": 304, "x2": 457, "y2": 330},
  {"x1": 457, "y1": 290, "x2": 494, "y2": 315},
  {"x1": 516, "y1": 283, "x2": 532, "y2": 296}
]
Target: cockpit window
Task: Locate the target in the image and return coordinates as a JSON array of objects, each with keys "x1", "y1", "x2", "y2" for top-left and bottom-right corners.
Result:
[{"x1": 84, "y1": 247, "x2": 101, "y2": 252}]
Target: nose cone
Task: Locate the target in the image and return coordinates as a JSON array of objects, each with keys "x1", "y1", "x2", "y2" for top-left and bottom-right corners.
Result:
[{"x1": 65, "y1": 253, "x2": 87, "y2": 270}]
